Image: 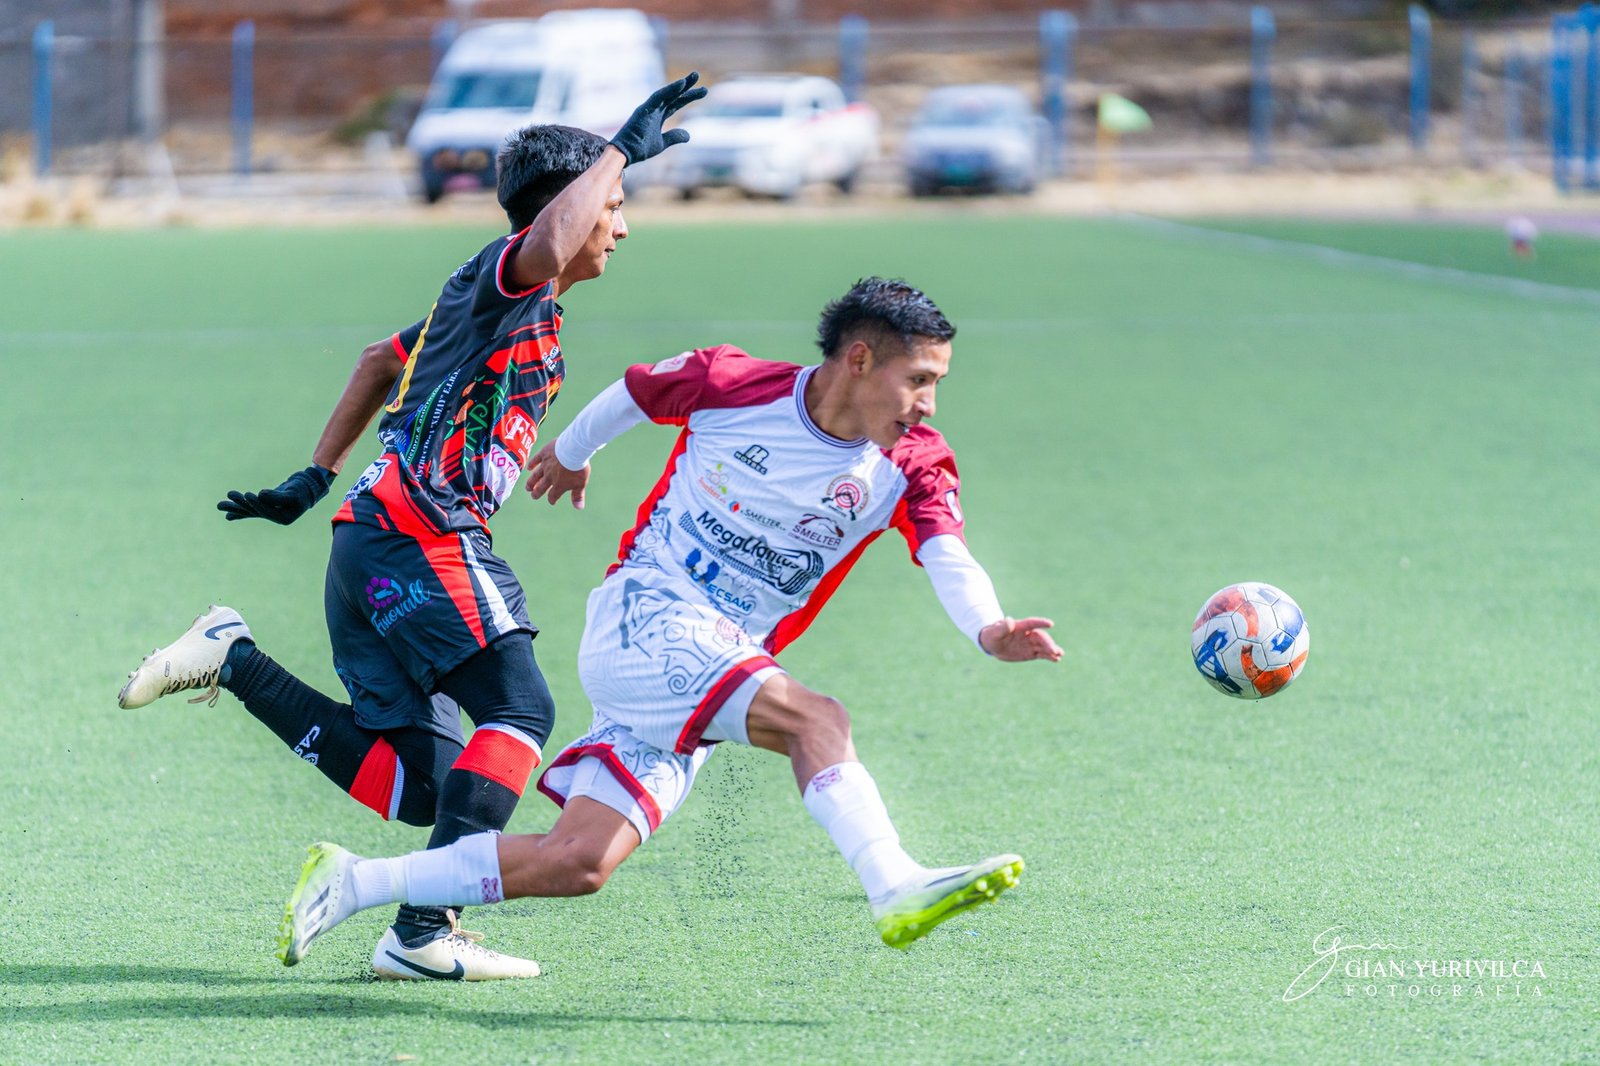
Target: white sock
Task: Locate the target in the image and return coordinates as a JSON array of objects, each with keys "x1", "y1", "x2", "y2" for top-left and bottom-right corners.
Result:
[
  {"x1": 354, "y1": 831, "x2": 505, "y2": 909},
  {"x1": 349, "y1": 855, "x2": 408, "y2": 911},
  {"x1": 802, "y1": 762, "x2": 925, "y2": 903}
]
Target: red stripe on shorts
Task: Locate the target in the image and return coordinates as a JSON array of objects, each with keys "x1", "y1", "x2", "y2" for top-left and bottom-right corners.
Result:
[
  {"x1": 535, "y1": 743, "x2": 662, "y2": 834},
  {"x1": 675, "y1": 655, "x2": 779, "y2": 755},
  {"x1": 453, "y1": 727, "x2": 541, "y2": 796},
  {"x1": 422, "y1": 534, "x2": 486, "y2": 648},
  {"x1": 349, "y1": 737, "x2": 398, "y2": 819}
]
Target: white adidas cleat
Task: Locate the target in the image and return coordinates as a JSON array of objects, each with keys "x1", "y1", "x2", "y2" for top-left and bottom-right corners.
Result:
[
  {"x1": 371, "y1": 910, "x2": 541, "y2": 981},
  {"x1": 117, "y1": 605, "x2": 252, "y2": 709},
  {"x1": 277, "y1": 842, "x2": 363, "y2": 967},
  {"x1": 871, "y1": 854, "x2": 1024, "y2": 949}
]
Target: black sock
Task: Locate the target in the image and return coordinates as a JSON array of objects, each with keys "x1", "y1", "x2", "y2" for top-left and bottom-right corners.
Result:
[{"x1": 220, "y1": 642, "x2": 442, "y2": 825}]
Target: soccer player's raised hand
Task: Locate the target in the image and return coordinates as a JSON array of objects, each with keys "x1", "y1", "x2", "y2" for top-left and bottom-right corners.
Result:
[
  {"x1": 609, "y1": 71, "x2": 707, "y2": 165},
  {"x1": 218, "y1": 464, "x2": 335, "y2": 525},
  {"x1": 525, "y1": 442, "x2": 590, "y2": 510},
  {"x1": 979, "y1": 617, "x2": 1063, "y2": 663}
]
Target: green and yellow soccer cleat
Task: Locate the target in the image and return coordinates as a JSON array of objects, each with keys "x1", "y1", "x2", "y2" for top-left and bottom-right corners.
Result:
[
  {"x1": 277, "y1": 841, "x2": 362, "y2": 967},
  {"x1": 871, "y1": 854, "x2": 1024, "y2": 949}
]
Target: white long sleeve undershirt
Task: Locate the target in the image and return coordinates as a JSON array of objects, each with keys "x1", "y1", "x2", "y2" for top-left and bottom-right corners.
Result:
[
  {"x1": 550, "y1": 381, "x2": 1005, "y2": 652},
  {"x1": 552, "y1": 378, "x2": 649, "y2": 471},
  {"x1": 916, "y1": 533, "x2": 1005, "y2": 651}
]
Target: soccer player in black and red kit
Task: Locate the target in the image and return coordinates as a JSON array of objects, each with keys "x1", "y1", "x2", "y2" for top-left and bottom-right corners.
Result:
[{"x1": 116, "y1": 74, "x2": 705, "y2": 980}]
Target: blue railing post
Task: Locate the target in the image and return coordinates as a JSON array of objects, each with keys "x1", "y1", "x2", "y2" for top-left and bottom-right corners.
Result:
[
  {"x1": 1409, "y1": 4, "x2": 1432, "y2": 152},
  {"x1": 1039, "y1": 10, "x2": 1076, "y2": 176},
  {"x1": 430, "y1": 19, "x2": 458, "y2": 75},
  {"x1": 231, "y1": 20, "x2": 255, "y2": 176},
  {"x1": 1249, "y1": 6, "x2": 1274, "y2": 166},
  {"x1": 1552, "y1": 14, "x2": 1573, "y2": 191},
  {"x1": 32, "y1": 21, "x2": 52, "y2": 176},
  {"x1": 1505, "y1": 47, "x2": 1525, "y2": 165},
  {"x1": 839, "y1": 15, "x2": 868, "y2": 103},
  {"x1": 1582, "y1": 4, "x2": 1599, "y2": 189}
]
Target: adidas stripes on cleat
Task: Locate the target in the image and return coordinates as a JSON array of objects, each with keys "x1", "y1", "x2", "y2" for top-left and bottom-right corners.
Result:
[
  {"x1": 277, "y1": 842, "x2": 362, "y2": 967},
  {"x1": 870, "y1": 854, "x2": 1024, "y2": 949}
]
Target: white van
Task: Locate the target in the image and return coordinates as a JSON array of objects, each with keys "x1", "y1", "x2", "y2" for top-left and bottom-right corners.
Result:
[{"x1": 406, "y1": 10, "x2": 665, "y2": 203}]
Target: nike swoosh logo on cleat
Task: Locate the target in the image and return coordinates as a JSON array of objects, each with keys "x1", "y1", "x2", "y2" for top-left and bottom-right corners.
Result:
[
  {"x1": 383, "y1": 951, "x2": 465, "y2": 980},
  {"x1": 204, "y1": 622, "x2": 245, "y2": 640}
]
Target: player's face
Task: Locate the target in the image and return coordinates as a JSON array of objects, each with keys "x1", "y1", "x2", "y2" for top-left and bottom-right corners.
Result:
[
  {"x1": 570, "y1": 180, "x2": 628, "y2": 283},
  {"x1": 859, "y1": 337, "x2": 951, "y2": 449}
]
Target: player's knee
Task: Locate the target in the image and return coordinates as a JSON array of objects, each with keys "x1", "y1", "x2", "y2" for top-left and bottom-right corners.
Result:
[
  {"x1": 394, "y1": 807, "x2": 436, "y2": 828},
  {"x1": 798, "y1": 694, "x2": 851, "y2": 744}
]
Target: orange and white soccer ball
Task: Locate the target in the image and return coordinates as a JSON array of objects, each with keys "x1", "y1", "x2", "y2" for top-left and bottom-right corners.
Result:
[{"x1": 1190, "y1": 582, "x2": 1309, "y2": 699}]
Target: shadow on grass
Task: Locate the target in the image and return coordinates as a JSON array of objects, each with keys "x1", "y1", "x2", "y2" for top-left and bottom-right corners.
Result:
[
  {"x1": 0, "y1": 971, "x2": 819, "y2": 1031},
  {"x1": 0, "y1": 963, "x2": 281, "y2": 987}
]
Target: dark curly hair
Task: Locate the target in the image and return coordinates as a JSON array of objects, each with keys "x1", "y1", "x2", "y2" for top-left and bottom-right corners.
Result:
[
  {"x1": 496, "y1": 124, "x2": 611, "y2": 231},
  {"x1": 816, "y1": 277, "x2": 956, "y2": 360}
]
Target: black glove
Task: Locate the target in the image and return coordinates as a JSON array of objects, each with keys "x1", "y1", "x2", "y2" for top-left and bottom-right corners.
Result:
[
  {"x1": 218, "y1": 464, "x2": 335, "y2": 525},
  {"x1": 608, "y1": 71, "x2": 707, "y2": 166}
]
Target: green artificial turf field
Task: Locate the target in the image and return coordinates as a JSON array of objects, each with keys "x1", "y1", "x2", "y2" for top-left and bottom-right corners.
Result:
[{"x1": 3, "y1": 213, "x2": 1598, "y2": 1063}]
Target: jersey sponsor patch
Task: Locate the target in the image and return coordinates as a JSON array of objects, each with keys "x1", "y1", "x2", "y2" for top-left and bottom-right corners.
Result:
[
  {"x1": 485, "y1": 444, "x2": 523, "y2": 505},
  {"x1": 650, "y1": 352, "x2": 692, "y2": 375},
  {"x1": 679, "y1": 509, "x2": 824, "y2": 596}
]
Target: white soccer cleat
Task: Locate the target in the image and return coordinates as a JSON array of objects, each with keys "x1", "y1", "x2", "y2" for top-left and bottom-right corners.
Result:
[
  {"x1": 870, "y1": 854, "x2": 1024, "y2": 949},
  {"x1": 117, "y1": 605, "x2": 252, "y2": 709},
  {"x1": 277, "y1": 842, "x2": 363, "y2": 967},
  {"x1": 371, "y1": 911, "x2": 541, "y2": 981}
]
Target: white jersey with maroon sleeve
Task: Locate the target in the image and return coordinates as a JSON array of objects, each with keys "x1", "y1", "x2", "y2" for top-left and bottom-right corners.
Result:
[{"x1": 610, "y1": 344, "x2": 967, "y2": 654}]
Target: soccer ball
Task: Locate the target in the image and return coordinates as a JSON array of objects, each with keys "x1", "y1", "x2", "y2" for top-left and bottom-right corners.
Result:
[{"x1": 1190, "y1": 582, "x2": 1309, "y2": 699}]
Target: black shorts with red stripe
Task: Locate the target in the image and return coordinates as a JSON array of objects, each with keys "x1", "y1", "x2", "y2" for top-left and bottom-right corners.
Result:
[{"x1": 325, "y1": 521, "x2": 536, "y2": 739}]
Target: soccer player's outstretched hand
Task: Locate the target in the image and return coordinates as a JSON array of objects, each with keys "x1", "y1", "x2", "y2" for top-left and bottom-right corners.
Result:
[
  {"x1": 525, "y1": 443, "x2": 590, "y2": 510},
  {"x1": 218, "y1": 464, "x2": 335, "y2": 525},
  {"x1": 979, "y1": 617, "x2": 1064, "y2": 663},
  {"x1": 608, "y1": 71, "x2": 707, "y2": 165}
]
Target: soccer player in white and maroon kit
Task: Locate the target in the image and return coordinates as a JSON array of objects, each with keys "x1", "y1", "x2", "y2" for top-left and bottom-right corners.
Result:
[{"x1": 277, "y1": 279, "x2": 1062, "y2": 965}]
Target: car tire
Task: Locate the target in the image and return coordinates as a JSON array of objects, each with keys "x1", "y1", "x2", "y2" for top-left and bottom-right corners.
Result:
[{"x1": 420, "y1": 165, "x2": 445, "y2": 204}]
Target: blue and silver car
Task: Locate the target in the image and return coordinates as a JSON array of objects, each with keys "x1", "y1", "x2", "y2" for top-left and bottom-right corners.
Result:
[{"x1": 901, "y1": 85, "x2": 1050, "y2": 196}]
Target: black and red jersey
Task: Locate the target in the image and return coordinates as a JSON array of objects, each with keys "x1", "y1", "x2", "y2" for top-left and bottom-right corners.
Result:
[{"x1": 336, "y1": 228, "x2": 563, "y2": 536}]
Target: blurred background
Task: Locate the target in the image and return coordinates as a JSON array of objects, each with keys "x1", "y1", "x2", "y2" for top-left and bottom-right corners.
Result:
[{"x1": 1, "y1": 0, "x2": 1597, "y2": 220}]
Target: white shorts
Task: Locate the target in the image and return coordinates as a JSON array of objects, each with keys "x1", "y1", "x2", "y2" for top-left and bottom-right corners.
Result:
[{"x1": 535, "y1": 570, "x2": 785, "y2": 841}]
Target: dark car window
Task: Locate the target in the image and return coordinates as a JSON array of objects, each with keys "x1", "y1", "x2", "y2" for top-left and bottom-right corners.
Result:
[
  {"x1": 429, "y1": 71, "x2": 543, "y2": 111},
  {"x1": 918, "y1": 95, "x2": 1027, "y2": 128}
]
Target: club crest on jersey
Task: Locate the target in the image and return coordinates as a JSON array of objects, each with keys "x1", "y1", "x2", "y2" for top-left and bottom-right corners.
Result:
[
  {"x1": 734, "y1": 444, "x2": 771, "y2": 475},
  {"x1": 821, "y1": 474, "x2": 869, "y2": 521},
  {"x1": 650, "y1": 352, "x2": 691, "y2": 375},
  {"x1": 344, "y1": 458, "x2": 390, "y2": 501}
]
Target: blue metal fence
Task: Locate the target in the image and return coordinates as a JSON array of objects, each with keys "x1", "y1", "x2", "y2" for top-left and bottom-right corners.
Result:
[{"x1": 1551, "y1": 3, "x2": 1600, "y2": 191}]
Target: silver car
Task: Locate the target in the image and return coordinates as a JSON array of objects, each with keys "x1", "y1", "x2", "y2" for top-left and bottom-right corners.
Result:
[{"x1": 902, "y1": 85, "x2": 1051, "y2": 196}]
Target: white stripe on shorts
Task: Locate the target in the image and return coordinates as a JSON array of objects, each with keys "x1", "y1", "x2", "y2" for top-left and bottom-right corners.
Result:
[
  {"x1": 459, "y1": 532, "x2": 518, "y2": 637},
  {"x1": 388, "y1": 758, "x2": 406, "y2": 822}
]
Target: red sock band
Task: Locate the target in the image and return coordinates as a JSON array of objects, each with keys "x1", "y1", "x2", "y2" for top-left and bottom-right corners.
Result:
[
  {"x1": 453, "y1": 725, "x2": 541, "y2": 797},
  {"x1": 349, "y1": 737, "x2": 399, "y2": 820}
]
